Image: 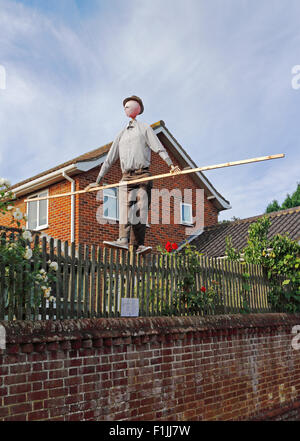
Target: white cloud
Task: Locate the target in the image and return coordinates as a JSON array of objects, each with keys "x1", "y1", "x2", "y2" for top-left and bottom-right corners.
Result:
[{"x1": 0, "y1": 0, "x2": 299, "y2": 224}]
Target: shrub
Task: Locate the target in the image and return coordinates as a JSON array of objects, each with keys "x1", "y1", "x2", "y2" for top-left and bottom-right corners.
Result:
[{"x1": 225, "y1": 216, "x2": 300, "y2": 312}]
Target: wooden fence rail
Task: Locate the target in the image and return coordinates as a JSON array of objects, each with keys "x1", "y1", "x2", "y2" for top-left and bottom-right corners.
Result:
[{"x1": 0, "y1": 231, "x2": 272, "y2": 321}]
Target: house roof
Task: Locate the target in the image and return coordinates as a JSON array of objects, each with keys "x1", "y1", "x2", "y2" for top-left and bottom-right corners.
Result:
[
  {"x1": 189, "y1": 206, "x2": 300, "y2": 257},
  {"x1": 156, "y1": 122, "x2": 230, "y2": 210},
  {"x1": 10, "y1": 142, "x2": 113, "y2": 190},
  {"x1": 10, "y1": 120, "x2": 230, "y2": 211}
]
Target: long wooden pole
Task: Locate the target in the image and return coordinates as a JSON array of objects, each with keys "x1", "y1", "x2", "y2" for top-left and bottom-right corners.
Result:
[{"x1": 24, "y1": 154, "x2": 284, "y2": 202}]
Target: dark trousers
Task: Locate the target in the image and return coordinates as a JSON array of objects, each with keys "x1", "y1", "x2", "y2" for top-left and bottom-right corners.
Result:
[{"x1": 119, "y1": 168, "x2": 152, "y2": 247}]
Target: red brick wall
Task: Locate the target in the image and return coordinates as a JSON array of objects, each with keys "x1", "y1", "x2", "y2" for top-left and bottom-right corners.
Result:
[
  {"x1": 0, "y1": 180, "x2": 73, "y2": 244},
  {"x1": 0, "y1": 314, "x2": 300, "y2": 421},
  {"x1": 0, "y1": 138, "x2": 219, "y2": 250},
  {"x1": 77, "y1": 147, "x2": 218, "y2": 250}
]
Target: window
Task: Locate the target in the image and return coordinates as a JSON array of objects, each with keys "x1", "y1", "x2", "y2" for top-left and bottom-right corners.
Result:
[
  {"x1": 180, "y1": 202, "x2": 193, "y2": 225},
  {"x1": 26, "y1": 190, "x2": 48, "y2": 230},
  {"x1": 103, "y1": 187, "x2": 119, "y2": 221}
]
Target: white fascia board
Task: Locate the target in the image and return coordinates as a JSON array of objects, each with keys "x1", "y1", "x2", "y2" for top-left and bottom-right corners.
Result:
[
  {"x1": 76, "y1": 154, "x2": 107, "y2": 172},
  {"x1": 154, "y1": 126, "x2": 231, "y2": 211},
  {"x1": 13, "y1": 164, "x2": 78, "y2": 197},
  {"x1": 13, "y1": 154, "x2": 108, "y2": 197}
]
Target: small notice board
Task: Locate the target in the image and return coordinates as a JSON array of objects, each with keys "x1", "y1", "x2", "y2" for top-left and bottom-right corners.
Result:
[{"x1": 121, "y1": 298, "x2": 139, "y2": 317}]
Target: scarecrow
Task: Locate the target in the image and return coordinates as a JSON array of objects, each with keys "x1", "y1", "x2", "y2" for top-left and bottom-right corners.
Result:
[{"x1": 85, "y1": 95, "x2": 180, "y2": 254}]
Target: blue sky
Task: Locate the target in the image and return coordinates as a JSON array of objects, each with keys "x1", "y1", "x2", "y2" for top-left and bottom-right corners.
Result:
[{"x1": 0, "y1": 0, "x2": 299, "y2": 220}]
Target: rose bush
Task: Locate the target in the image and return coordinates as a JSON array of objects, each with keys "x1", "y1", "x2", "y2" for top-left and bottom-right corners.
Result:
[
  {"x1": 0, "y1": 178, "x2": 58, "y2": 318},
  {"x1": 158, "y1": 241, "x2": 220, "y2": 314}
]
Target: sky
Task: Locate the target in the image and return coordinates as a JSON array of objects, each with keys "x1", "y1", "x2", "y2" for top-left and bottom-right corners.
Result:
[{"x1": 0, "y1": 0, "x2": 299, "y2": 221}]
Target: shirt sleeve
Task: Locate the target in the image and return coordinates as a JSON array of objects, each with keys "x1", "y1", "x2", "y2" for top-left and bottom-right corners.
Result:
[
  {"x1": 96, "y1": 133, "x2": 121, "y2": 183},
  {"x1": 144, "y1": 125, "x2": 173, "y2": 167}
]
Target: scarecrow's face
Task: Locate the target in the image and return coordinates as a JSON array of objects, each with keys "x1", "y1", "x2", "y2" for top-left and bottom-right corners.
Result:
[{"x1": 124, "y1": 100, "x2": 141, "y2": 119}]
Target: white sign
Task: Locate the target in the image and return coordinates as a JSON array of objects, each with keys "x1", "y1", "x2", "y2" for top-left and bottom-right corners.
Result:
[
  {"x1": 121, "y1": 298, "x2": 139, "y2": 317},
  {"x1": 0, "y1": 325, "x2": 6, "y2": 350}
]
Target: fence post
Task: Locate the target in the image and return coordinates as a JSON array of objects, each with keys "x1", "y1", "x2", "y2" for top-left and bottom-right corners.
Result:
[
  {"x1": 0, "y1": 251, "x2": 5, "y2": 320},
  {"x1": 40, "y1": 236, "x2": 47, "y2": 320},
  {"x1": 63, "y1": 241, "x2": 69, "y2": 319},
  {"x1": 48, "y1": 238, "x2": 55, "y2": 320},
  {"x1": 119, "y1": 250, "x2": 125, "y2": 314},
  {"x1": 77, "y1": 243, "x2": 83, "y2": 318},
  {"x1": 56, "y1": 240, "x2": 62, "y2": 320},
  {"x1": 83, "y1": 244, "x2": 90, "y2": 318},
  {"x1": 114, "y1": 249, "x2": 120, "y2": 317},
  {"x1": 102, "y1": 247, "x2": 108, "y2": 316},
  {"x1": 108, "y1": 248, "x2": 114, "y2": 317},
  {"x1": 70, "y1": 242, "x2": 76, "y2": 318}
]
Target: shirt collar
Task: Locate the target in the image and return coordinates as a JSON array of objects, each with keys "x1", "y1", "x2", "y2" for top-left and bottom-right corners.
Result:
[{"x1": 126, "y1": 119, "x2": 137, "y2": 129}]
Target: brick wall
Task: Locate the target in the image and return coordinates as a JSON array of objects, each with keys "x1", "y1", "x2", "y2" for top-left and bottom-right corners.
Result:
[
  {"x1": 77, "y1": 147, "x2": 218, "y2": 249},
  {"x1": 1, "y1": 314, "x2": 300, "y2": 421},
  {"x1": 0, "y1": 136, "x2": 219, "y2": 250}
]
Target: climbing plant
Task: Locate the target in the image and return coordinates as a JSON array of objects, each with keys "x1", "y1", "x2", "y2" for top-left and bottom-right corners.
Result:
[{"x1": 225, "y1": 216, "x2": 300, "y2": 312}]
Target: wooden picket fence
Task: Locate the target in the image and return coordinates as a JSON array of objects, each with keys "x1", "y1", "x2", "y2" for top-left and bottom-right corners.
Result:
[{"x1": 0, "y1": 229, "x2": 272, "y2": 321}]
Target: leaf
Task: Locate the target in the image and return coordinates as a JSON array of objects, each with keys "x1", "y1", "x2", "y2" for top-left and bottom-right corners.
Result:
[{"x1": 282, "y1": 279, "x2": 291, "y2": 285}]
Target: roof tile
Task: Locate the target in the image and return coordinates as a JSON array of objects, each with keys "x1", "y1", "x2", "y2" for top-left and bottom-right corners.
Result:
[{"x1": 191, "y1": 206, "x2": 300, "y2": 257}]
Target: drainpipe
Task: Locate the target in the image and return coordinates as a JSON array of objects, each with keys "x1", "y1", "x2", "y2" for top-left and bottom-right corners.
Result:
[{"x1": 62, "y1": 171, "x2": 75, "y2": 243}]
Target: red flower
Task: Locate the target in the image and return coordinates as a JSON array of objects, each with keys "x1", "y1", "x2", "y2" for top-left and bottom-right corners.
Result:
[
  {"x1": 201, "y1": 286, "x2": 206, "y2": 293},
  {"x1": 165, "y1": 241, "x2": 172, "y2": 252},
  {"x1": 165, "y1": 241, "x2": 178, "y2": 253}
]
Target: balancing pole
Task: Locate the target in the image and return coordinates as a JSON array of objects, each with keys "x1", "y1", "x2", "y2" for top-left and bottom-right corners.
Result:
[{"x1": 23, "y1": 154, "x2": 285, "y2": 203}]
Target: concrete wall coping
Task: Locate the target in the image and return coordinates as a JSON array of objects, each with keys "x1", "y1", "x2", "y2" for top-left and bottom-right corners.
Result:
[{"x1": 1, "y1": 313, "x2": 300, "y2": 345}]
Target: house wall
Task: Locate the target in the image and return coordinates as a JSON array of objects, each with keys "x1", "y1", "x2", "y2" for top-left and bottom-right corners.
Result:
[
  {"x1": 0, "y1": 314, "x2": 300, "y2": 421},
  {"x1": 0, "y1": 180, "x2": 73, "y2": 244},
  {"x1": 0, "y1": 141, "x2": 219, "y2": 250},
  {"x1": 77, "y1": 147, "x2": 218, "y2": 250}
]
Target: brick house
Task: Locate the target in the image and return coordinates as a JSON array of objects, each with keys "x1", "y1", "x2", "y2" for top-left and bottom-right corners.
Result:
[{"x1": 0, "y1": 120, "x2": 230, "y2": 250}]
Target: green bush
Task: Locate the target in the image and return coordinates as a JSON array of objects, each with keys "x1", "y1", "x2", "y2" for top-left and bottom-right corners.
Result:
[
  {"x1": 225, "y1": 216, "x2": 300, "y2": 312},
  {"x1": 0, "y1": 179, "x2": 58, "y2": 317},
  {"x1": 158, "y1": 242, "x2": 220, "y2": 314}
]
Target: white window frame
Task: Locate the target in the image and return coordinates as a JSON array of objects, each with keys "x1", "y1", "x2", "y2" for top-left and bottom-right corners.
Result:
[
  {"x1": 26, "y1": 189, "x2": 49, "y2": 231},
  {"x1": 180, "y1": 202, "x2": 193, "y2": 226},
  {"x1": 103, "y1": 186, "x2": 119, "y2": 221}
]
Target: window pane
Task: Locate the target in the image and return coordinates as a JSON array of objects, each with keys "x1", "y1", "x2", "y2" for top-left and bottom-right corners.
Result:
[
  {"x1": 182, "y1": 204, "x2": 192, "y2": 223},
  {"x1": 28, "y1": 199, "x2": 37, "y2": 229},
  {"x1": 38, "y1": 192, "x2": 47, "y2": 226},
  {"x1": 103, "y1": 188, "x2": 118, "y2": 219},
  {"x1": 105, "y1": 188, "x2": 117, "y2": 197},
  {"x1": 104, "y1": 196, "x2": 118, "y2": 219},
  {"x1": 39, "y1": 199, "x2": 47, "y2": 226}
]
